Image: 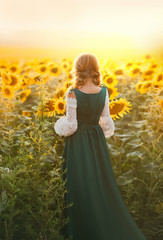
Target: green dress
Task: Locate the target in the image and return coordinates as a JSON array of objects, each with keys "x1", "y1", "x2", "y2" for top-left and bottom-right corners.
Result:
[{"x1": 61, "y1": 86, "x2": 147, "y2": 240}]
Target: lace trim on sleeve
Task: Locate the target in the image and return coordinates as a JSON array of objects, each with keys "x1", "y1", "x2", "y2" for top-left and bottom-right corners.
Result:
[
  {"x1": 54, "y1": 116, "x2": 78, "y2": 137},
  {"x1": 66, "y1": 97, "x2": 77, "y2": 108}
]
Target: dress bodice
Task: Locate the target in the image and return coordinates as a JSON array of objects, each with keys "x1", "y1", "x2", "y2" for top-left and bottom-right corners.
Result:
[
  {"x1": 70, "y1": 87, "x2": 106, "y2": 127},
  {"x1": 54, "y1": 86, "x2": 115, "y2": 138}
]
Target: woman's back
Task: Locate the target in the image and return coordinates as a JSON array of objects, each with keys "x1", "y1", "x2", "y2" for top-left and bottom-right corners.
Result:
[{"x1": 69, "y1": 86, "x2": 106, "y2": 128}]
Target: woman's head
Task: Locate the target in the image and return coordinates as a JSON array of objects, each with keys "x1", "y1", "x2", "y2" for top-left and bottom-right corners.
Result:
[{"x1": 70, "y1": 52, "x2": 102, "y2": 89}]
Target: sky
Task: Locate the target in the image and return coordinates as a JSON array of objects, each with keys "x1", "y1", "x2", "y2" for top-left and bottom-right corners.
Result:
[{"x1": 0, "y1": 0, "x2": 163, "y2": 59}]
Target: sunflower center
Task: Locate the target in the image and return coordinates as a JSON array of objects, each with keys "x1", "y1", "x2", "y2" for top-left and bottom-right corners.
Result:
[
  {"x1": 138, "y1": 84, "x2": 143, "y2": 89},
  {"x1": 114, "y1": 70, "x2": 123, "y2": 75},
  {"x1": 126, "y1": 63, "x2": 132, "y2": 67},
  {"x1": 51, "y1": 67, "x2": 58, "y2": 73},
  {"x1": 20, "y1": 92, "x2": 26, "y2": 99},
  {"x1": 108, "y1": 88, "x2": 113, "y2": 95},
  {"x1": 157, "y1": 74, "x2": 163, "y2": 82},
  {"x1": 0, "y1": 65, "x2": 6, "y2": 69},
  {"x1": 151, "y1": 64, "x2": 157, "y2": 68},
  {"x1": 40, "y1": 67, "x2": 46, "y2": 72},
  {"x1": 106, "y1": 77, "x2": 113, "y2": 84},
  {"x1": 10, "y1": 66, "x2": 17, "y2": 72},
  {"x1": 144, "y1": 83, "x2": 152, "y2": 89},
  {"x1": 145, "y1": 70, "x2": 153, "y2": 76},
  {"x1": 132, "y1": 68, "x2": 140, "y2": 74},
  {"x1": 58, "y1": 103, "x2": 64, "y2": 110},
  {"x1": 34, "y1": 75, "x2": 43, "y2": 82},
  {"x1": 110, "y1": 103, "x2": 125, "y2": 115},
  {"x1": 5, "y1": 88, "x2": 11, "y2": 95},
  {"x1": 56, "y1": 90, "x2": 64, "y2": 98},
  {"x1": 10, "y1": 75, "x2": 18, "y2": 86}
]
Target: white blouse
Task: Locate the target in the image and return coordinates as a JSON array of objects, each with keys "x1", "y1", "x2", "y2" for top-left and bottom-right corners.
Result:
[{"x1": 54, "y1": 90, "x2": 115, "y2": 138}]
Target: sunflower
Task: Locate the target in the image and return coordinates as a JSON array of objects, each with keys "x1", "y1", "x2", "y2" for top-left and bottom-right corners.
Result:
[
  {"x1": 149, "y1": 60, "x2": 159, "y2": 70},
  {"x1": 152, "y1": 81, "x2": 163, "y2": 90},
  {"x1": 33, "y1": 74, "x2": 48, "y2": 85},
  {"x1": 129, "y1": 67, "x2": 141, "y2": 77},
  {"x1": 140, "y1": 81, "x2": 153, "y2": 94},
  {"x1": 60, "y1": 61, "x2": 71, "y2": 72},
  {"x1": 154, "y1": 73, "x2": 163, "y2": 83},
  {"x1": 61, "y1": 57, "x2": 69, "y2": 62},
  {"x1": 8, "y1": 64, "x2": 21, "y2": 74},
  {"x1": 7, "y1": 73, "x2": 20, "y2": 89},
  {"x1": 20, "y1": 76, "x2": 30, "y2": 89},
  {"x1": 136, "y1": 61, "x2": 143, "y2": 66},
  {"x1": 1, "y1": 72, "x2": 10, "y2": 85},
  {"x1": 109, "y1": 98, "x2": 132, "y2": 120},
  {"x1": 0, "y1": 64, "x2": 7, "y2": 70},
  {"x1": 142, "y1": 69, "x2": 155, "y2": 80},
  {"x1": 55, "y1": 98, "x2": 66, "y2": 114},
  {"x1": 60, "y1": 58, "x2": 72, "y2": 72},
  {"x1": 125, "y1": 61, "x2": 134, "y2": 70},
  {"x1": 17, "y1": 89, "x2": 31, "y2": 102},
  {"x1": 136, "y1": 82, "x2": 144, "y2": 93},
  {"x1": 48, "y1": 63, "x2": 61, "y2": 76},
  {"x1": 44, "y1": 99, "x2": 56, "y2": 117},
  {"x1": 54, "y1": 87, "x2": 66, "y2": 100},
  {"x1": 64, "y1": 80, "x2": 74, "y2": 90},
  {"x1": 1, "y1": 85, "x2": 14, "y2": 99},
  {"x1": 103, "y1": 73, "x2": 118, "y2": 87},
  {"x1": 107, "y1": 86, "x2": 119, "y2": 100},
  {"x1": 36, "y1": 64, "x2": 48, "y2": 75},
  {"x1": 114, "y1": 69, "x2": 124, "y2": 76},
  {"x1": 66, "y1": 71, "x2": 73, "y2": 81}
]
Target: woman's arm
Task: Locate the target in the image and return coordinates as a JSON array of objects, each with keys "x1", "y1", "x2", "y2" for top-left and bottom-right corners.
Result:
[
  {"x1": 54, "y1": 91, "x2": 78, "y2": 137},
  {"x1": 99, "y1": 90, "x2": 115, "y2": 138}
]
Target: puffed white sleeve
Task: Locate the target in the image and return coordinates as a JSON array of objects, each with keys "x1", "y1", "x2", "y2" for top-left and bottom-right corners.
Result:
[
  {"x1": 54, "y1": 96, "x2": 78, "y2": 137},
  {"x1": 99, "y1": 89, "x2": 115, "y2": 138}
]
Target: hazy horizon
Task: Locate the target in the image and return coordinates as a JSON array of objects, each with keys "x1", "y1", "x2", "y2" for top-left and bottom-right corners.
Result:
[{"x1": 0, "y1": 0, "x2": 163, "y2": 59}]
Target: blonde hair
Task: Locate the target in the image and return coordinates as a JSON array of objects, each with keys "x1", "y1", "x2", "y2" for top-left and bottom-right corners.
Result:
[{"x1": 67, "y1": 52, "x2": 102, "y2": 95}]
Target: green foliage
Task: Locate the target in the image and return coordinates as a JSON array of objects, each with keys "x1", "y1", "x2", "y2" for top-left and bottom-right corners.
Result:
[
  {"x1": 107, "y1": 81, "x2": 163, "y2": 240},
  {"x1": 0, "y1": 118, "x2": 71, "y2": 240},
  {"x1": 0, "y1": 83, "x2": 71, "y2": 240},
  {"x1": 0, "y1": 74, "x2": 162, "y2": 240}
]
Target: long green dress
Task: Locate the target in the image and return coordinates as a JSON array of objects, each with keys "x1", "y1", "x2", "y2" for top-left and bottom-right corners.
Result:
[{"x1": 61, "y1": 86, "x2": 147, "y2": 240}]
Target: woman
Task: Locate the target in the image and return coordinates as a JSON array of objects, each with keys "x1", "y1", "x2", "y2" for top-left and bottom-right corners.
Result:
[{"x1": 54, "y1": 52, "x2": 147, "y2": 240}]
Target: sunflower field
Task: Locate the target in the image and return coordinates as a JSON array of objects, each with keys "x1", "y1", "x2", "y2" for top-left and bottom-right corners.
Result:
[{"x1": 0, "y1": 54, "x2": 163, "y2": 240}]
